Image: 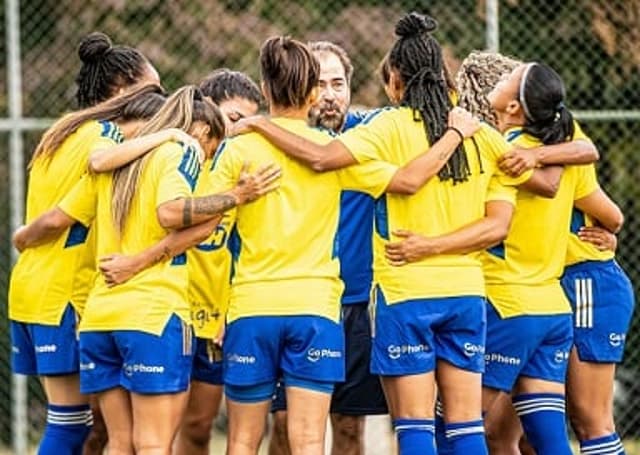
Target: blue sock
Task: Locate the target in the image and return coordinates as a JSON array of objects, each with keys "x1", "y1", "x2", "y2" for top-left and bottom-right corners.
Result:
[
  {"x1": 580, "y1": 433, "x2": 625, "y2": 455},
  {"x1": 38, "y1": 404, "x2": 92, "y2": 455},
  {"x1": 444, "y1": 420, "x2": 488, "y2": 455},
  {"x1": 434, "y1": 400, "x2": 454, "y2": 455},
  {"x1": 513, "y1": 393, "x2": 572, "y2": 455},
  {"x1": 393, "y1": 419, "x2": 436, "y2": 455}
]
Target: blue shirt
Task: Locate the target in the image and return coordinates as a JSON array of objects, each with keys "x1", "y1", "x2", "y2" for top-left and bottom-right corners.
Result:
[{"x1": 338, "y1": 111, "x2": 376, "y2": 304}]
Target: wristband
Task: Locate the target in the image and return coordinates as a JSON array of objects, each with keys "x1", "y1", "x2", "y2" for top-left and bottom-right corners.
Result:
[{"x1": 445, "y1": 126, "x2": 465, "y2": 143}]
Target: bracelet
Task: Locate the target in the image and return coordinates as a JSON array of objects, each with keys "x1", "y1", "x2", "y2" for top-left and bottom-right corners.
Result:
[{"x1": 445, "y1": 126, "x2": 465, "y2": 143}]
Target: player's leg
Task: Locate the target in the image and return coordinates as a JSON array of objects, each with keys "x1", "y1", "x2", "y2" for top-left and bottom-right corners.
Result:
[
  {"x1": 282, "y1": 315, "x2": 344, "y2": 455},
  {"x1": 268, "y1": 383, "x2": 291, "y2": 455},
  {"x1": 370, "y1": 288, "x2": 438, "y2": 455},
  {"x1": 95, "y1": 387, "x2": 133, "y2": 455},
  {"x1": 175, "y1": 339, "x2": 224, "y2": 455},
  {"x1": 512, "y1": 314, "x2": 573, "y2": 455},
  {"x1": 435, "y1": 296, "x2": 488, "y2": 455},
  {"x1": 483, "y1": 393, "x2": 523, "y2": 455},
  {"x1": 224, "y1": 316, "x2": 281, "y2": 454},
  {"x1": 330, "y1": 414, "x2": 364, "y2": 455},
  {"x1": 82, "y1": 395, "x2": 108, "y2": 455},
  {"x1": 18, "y1": 304, "x2": 92, "y2": 455},
  {"x1": 120, "y1": 315, "x2": 194, "y2": 453}
]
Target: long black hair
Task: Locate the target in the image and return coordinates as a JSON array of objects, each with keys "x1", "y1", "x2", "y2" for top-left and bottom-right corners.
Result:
[
  {"x1": 389, "y1": 12, "x2": 470, "y2": 184},
  {"x1": 519, "y1": 63, "x2": 574, "y2": 145}
]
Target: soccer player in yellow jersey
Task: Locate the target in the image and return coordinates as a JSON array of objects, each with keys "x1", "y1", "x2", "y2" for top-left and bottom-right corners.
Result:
[
  {"x1": 90, "y1": 74, "x2": 264, "y2": 455},
  {"x1": 13, "y1": 86, "x2": 280, "y2": 454},
  {"x1": 228, "y1": 14, "x2": 540, "y2": 455},
  {"x1": 8, "y1": 83, "x2": 164, "y2": 455}
]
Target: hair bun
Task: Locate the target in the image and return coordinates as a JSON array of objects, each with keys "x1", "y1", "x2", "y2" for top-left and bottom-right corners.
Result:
[
  {"x1": 395, "y1": 12, "x2": 438, "y2": 38},
  {"x1": 78, "y1": 32, "x2": 113, "y2": 63}
]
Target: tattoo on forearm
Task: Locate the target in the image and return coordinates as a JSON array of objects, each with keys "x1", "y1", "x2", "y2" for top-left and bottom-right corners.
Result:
[
  {"x1": 152, "y1": 246, "x2": 172, "y2": 265},
  {"x1": 193, "y1": 195, "x2": 237, "y2": 217},
  {"x1": 183, "y1": 198, "x2": 193, "y2": 227}
]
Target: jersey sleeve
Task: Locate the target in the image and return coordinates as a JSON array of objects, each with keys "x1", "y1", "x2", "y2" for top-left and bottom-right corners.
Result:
[
  {"x1": 485, "y1": 175, "x2": 517, "y2": 206},
  {"x1": 58, "y1": 174, "x2": 98, "y2": 225},
  {"x1": 337, "y1": 108, "x2": 395, "y2": 163},
  {"x1": 156, "y1": 143, "x2": 200, "y2": 207},
  {"x1": 337, "y1": 160, "x2": 398, "y2": 198},
  {"x1": 207, "y1": 139, "x2": 242, "y2": 194},
  {"x1": 88, "y1": 120, "x2": 125, "y2": 151},
  {"x1": 572, "y1": 120, "x2": 591, "y2": 142},
  {"x1": 574, "y1": 164, "x2": 599, "y2": 200}
]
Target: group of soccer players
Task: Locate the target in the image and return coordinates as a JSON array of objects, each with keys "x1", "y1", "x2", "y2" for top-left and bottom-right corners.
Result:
[{"x1": 7, "y1": 10, "x2": 634, "y2": 455}]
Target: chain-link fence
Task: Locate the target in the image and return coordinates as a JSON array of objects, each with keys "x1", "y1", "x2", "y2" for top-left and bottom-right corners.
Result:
[{"x1": 1, "y1": 0, "x2": 639, "y2": 452}]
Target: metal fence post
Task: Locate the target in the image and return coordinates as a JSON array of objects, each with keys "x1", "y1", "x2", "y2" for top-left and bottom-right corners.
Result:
[
  {"x1": 486, "y1": 0, "x2": 499, "y2": 52},
  {"x1": 6, "y1": 0, "x2": 28, "y2": 452}
]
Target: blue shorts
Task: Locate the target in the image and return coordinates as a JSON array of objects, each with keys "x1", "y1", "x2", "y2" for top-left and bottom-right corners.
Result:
[
  {"x1": 192, "y1": 337, "x2": 223, "y2": 385},
  {"x1": 271, "y1": 302, "x2": 388, "y2": 415},
  {"x1": 483, "y1": 303, "x2": 573, "y2": 392},
  {"x1": 79, "y1": 314, "x2": 195, "y2": 394},
  {"x1": 223, "y1": 315, "x2": 344, "y2": 389},
  {"x1": 11, "y1": 304, "x2": 80, "y2": 376},
  {"x1": 561, "y1": 260, "x2": 635, "y2": 363},
  {"x1": 371, "y1": 287, "x2": 486, "y2": 376}
]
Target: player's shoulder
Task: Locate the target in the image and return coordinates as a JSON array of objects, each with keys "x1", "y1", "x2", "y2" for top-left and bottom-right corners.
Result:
[{"x1": 79, "y1": 119, "x2": 124, "y2": 143}]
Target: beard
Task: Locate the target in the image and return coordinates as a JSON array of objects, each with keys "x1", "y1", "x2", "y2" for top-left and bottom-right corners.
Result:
[{"x1": 309, "y1": 101, "x2": 347, "y2": 133}]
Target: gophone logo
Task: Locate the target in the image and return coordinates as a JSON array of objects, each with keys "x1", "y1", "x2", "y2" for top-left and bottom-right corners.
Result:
[
  {"x1": 123, "y1": 363, "x2": 165, "y2": 376},
  {"x1": 554, "y1": 350, "x2": 569, "y2": 363},
  {"x1": 485, "y1": 352, "x2": 521, "y2": 366},
  {"x1": 387, "y1": 344, "x2": 430, "y2": 360},
  {"x1": 35, "y1": 344, "x2": 57, "y2": 353},
  {"x1": 463, "y1": 342, "x2": 485, "y2": 357},
  {"x1": 227, "y1": 353, "x2": 256, "y2": 364},
  {"x1": 11, "y1": 346, "x2": 19, "y2": 354},
  {"x1": 80, "y1": 362, "x2": 95, "y2": 371},
  {"x1": 307, "y1": 348, "x2": 342, "y2": 363},
  {"x1": 609, "y1": 333, "x2": 626, "y2": 347}
]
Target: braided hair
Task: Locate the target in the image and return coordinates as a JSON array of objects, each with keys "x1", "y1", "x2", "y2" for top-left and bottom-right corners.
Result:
[
  {"x1": 389, "y1": 12, "x2": 469, "y2": 184},
  {"x1": 75, "y1": 32, "x2": 152, "y2": 108},
  {"x1": 456, "y1": 51, "x2": 521, "y2": 126}
]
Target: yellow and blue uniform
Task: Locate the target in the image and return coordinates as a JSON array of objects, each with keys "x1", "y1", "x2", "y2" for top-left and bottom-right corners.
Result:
[
  {"x1": 9, "y1": 120, "x2": 123, "y2": 376},
  {"x1": 482, "y1": 125, "x2": 598, "y2": 393},
  {"x1": 336, "y1": 106, "x2": 528, "y2": 376},
  {"x1": 560, "y1": 135, "x2": 635, "y2": 363},
  {"x1": 208, "y1": 117, "x2": 398, "y2": 400},
  {"x1": 188, "y1": 158, "x2": 233, "y2": 385},
  {"x1": 58, "y1": 141, "x2": 199, "y2": 394}
]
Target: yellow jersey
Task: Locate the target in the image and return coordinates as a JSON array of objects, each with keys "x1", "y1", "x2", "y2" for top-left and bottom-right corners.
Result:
[
  {"x1": 564, "y1": 124, "x2": 614, "y2": 265},
  {"x1": 338, "y1": 107, "x2": 528, "y2": 304},
  {"x1": 483, "y1": 127, "x2": 599, "y2": 317},
  {"x1": 9, "y1": 120, "x2": 123, "y2": 324},
  {"x1": 58, "y1": 141, "x2": 199, "y2": 335},
  {"x1": 187, "y1": 158, "x2": 233, "y2": 339},
  {"x1": 209, "y1": 117, "x2": 398, "y2": 323}
]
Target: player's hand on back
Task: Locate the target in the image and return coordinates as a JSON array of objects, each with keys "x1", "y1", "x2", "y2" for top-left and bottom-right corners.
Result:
[
  {"x1": 231, "y1": 161, "x2": 282, "y2": 205},
  {"x1": 498, "y1": 147, "x2": 539, "y2": 177},
  {"x1": 578, "y1": 226, "x2": 618, "y2": 252},
  {"x1": 448, "y1": 106, "x2": 481, "y2": 138},
  {"x1": 228, "y1": 115, "x2": 265, "y2": 137},
  {"x1": 99, "y1": 253, "x2": 144, "y2": 287},
  {"x1": 164, "y1": 128, "x2": 206, "y2": 164}
]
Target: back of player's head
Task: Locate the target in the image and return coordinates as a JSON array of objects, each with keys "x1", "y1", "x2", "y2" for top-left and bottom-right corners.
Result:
[
  {"x1": 31, "y1": 82, "x2": 165, "y2": 167},
  {"x1": 520, "y1": 63, "x2": 574, "y2": 145},
  {"x1": 389, "y1": 12, "x2": 469, "y2": 184},
  {"x1": 112, "y1": 85, "x2": 226, "y2": 234},
  {"x1": 309, "y1": 41, "x2": 354, "y2": 86},
  {"x1": 199, "y1": 68, "x2": 262, "y2": 106},
  {"x1": 75, "y1": 32, "x2": 156, "y2": 108},
  {"x1": 259, "y1": 36, "x2": 320, "y2": 109},
  {"x1": 456, "y1": 51, "x2": 521, "y2": 125}
]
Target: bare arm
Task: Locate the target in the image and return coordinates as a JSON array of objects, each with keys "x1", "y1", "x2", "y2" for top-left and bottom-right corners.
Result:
[
  {"x1": 89, "y1": 129, "x2": 203, "y2": 173},
  {"x1": 518, "y1": 166, "x2": 564, "y2": 198},
  {"x1": 12, "y1": 208, "x2": 77, "y2": 252},
  {"x1": 499, "y1": 140, "x2": 598, "y2": 177},
  {"x1": 574, "y1": 188, "x2": 624, "y2": 234},
  {"x1": 386, "y1": 108, "x2": 480, "y2": 194},
  {"x1": 99, "y1": 217, "x2": 221, "y2": 287},
  {"x1": 384, "y1": 200, "x2": 514, "y2": 264},
  {"x1": 157, "y1": 162, "x2": 281, "y2": 230}
]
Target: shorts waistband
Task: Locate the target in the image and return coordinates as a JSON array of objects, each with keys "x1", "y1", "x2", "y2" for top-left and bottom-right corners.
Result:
[{"x1": 564, "y1": 259, "x2": 616, "y2": 275}]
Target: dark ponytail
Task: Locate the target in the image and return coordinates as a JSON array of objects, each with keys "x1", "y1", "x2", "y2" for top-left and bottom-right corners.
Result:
[
  {"x1": 389, "y1": 12, "x2": 470, "y2": 184},
  {"x1": 520, "y1": 63, "x2": 574, "y2": 145},
  {"x1": 75, "y1": 32, "x2": 153, "y2": 109}
]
